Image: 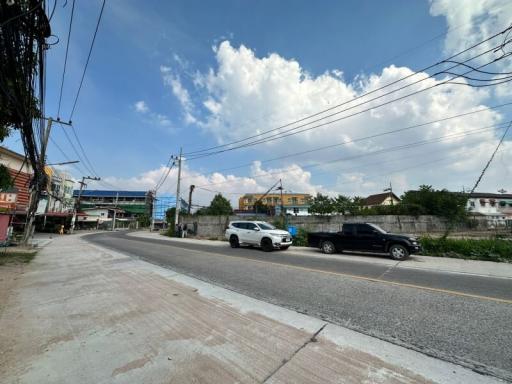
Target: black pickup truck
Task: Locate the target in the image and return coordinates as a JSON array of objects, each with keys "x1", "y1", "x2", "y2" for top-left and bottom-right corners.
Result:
[{"x1": 307, "y1": 223, "x2": 421, "y2": 260}]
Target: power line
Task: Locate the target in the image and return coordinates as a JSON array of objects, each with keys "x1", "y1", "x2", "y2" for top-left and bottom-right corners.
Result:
[
  {"x1": 470, "y1": 120, "x2": 512, "y2": 193},
  {"x1": 184, "y1": 25, "x2": 512, "y2": 157},
  {"x1": 57, "y1": 0, "x2": 75, "y2": 118},
  {"x1": 69, "y1": 124, "x2": 100, "y2": 177},
  {"x1": 155, "y1": 160, "x2": 176, "y2": 191},
  {"x1": 194, "y1": 123, "x2": 509, "y2": 189},
  {"x1": 187, "y1": 41, "x2": 511, "y2": 160},
  {"x1": 180, "y1": 101, "x2": 512, "y2": 179},
  {"x1": 69, "y1": 0, "x2": 106, "y2": 120}
]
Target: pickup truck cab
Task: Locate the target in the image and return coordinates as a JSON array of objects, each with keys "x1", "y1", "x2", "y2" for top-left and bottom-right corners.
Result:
[
  {"x1": 307, "y1": 223, "x2": 421, "y2": 260},
  {"x1": 225, "y1": 221, "x2": 293, "y2": 252}
]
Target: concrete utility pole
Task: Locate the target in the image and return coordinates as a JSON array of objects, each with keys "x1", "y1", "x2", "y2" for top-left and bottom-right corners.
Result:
[
  {"x1": 70, "y1": 175, "x2": 100, "y2": 233},
  {"x1": 112, "y1": 192, "x2": 119, "y2": 231},
  {"x1": 277, "y1": 179, "x2": 284, "y2": 217},
  {"x1": 188, "y1": 185, "x2": 195, "y2": 215},
  {"x1": 150, "y1": 190, "x2": 156, "y2": 232},
  {"x1": 23, "y1": 118, "x2": 72, "y2": 244},
  {"x1": 174, "y1": 147, "x2": 183, "y2": 235}
]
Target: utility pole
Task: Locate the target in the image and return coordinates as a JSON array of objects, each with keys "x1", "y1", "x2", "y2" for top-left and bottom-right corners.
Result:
[
  {"x1": 23, "y1": 118, "x2": 72, "y2": 244},
  {"x1": 384, "y1": 182, "x2": 394, "y2": 206},
  {"x1": 277, "y1": 179, "x2": 284, "y2": 217},
  {"x1": 112, "y1": 192, "x2": 119, "y2": 231},
  {"x1": 188, "y1": 184, "x2": 195, "y2": 215},
  {"x1": 150, "y1": 190, "x2": 156, "y2": 232},
  {"x1": 174, "y1": 147, "x2": 183, "y2": 235},
  {"x1": 70, "y1": 175, "x2": 100, "y2": 233}
]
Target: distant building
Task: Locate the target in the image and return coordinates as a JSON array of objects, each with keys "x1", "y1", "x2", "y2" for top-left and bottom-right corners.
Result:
[
  {"x1": 238, "y1": 193, "x2": 312, "y2": 216},
  {"x1": 72, "y1": 190, "x2": 154, "y2": 228},
  {"x1": 152, "y1": 194, "x2": 189, "y2": 221},
  {"x1": 362, "y1": 192, "x2": 400, "y2": 208},
  {"x1": 41, "y1": 166, "x2": 75, "y2": 214},
  {"x1": 466, "y1": 192, "x2": 512, "y2": 227}
]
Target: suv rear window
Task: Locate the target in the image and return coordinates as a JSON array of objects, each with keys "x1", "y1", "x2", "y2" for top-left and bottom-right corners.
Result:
[{"x1": 231, "y1": 222, "x2": 244, "y2": 229}]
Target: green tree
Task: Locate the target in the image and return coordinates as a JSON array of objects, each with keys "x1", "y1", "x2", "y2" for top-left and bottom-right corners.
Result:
[
  {"x1": 309, "y1": 193, "x2": 334, "y2": 215},
  {"x1": 400, "y1": 185, "x2": 467, "y2": 222},
  {"x1": 253, "y1": 200, "x2": 269, "y2": 214},
  {"x1": 165, "y1": 207, "x2": 176, "y2": 223},
  {"x1": 137, "y1": 213, "x2": 151, "y2": 227},
  {"x1": 332, "y1": 194, "x2": 354, "y2": 215},
  {"x1": 0, "y1": 165, "x2": 12, "y2": 190},
  {"x1": 206, "y1": 194, "x2": 233, "y2": 215},
  {"x1": 350, "y1": 196, "x2": 365, "y2": 215}
]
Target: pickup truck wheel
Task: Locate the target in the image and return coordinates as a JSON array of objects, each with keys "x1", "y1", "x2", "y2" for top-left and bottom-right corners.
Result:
[
  {"x1": 321, "y1": 240, "x2": 336, "y2": 254},
  {"x1": 261, "y1": 237, "x2": 274, "y2": 252},
  {"x1": 389, "y1": 244, "x2": 409, "y2": 260},
  {"x1": 229, "y1": 235, "x2": 240, "y2": 248}
]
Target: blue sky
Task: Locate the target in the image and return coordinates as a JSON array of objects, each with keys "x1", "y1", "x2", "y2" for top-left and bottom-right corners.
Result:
[{"x1": 4, "y1": 0, "x2": 512, "y2": 205}]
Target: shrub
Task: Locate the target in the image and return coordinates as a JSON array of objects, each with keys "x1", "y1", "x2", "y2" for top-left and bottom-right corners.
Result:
[
  {"x1": 293, "y1": 227, "x2": 309, "y2": 247},
  {"x1": 420, "y1": 237, "x2": 512, "y2": 262}
]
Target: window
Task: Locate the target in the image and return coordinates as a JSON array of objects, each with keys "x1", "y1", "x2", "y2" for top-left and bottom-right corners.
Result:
[
  {"x1": 469, "y1": 201, "x2": 476, "y2": 207},
  {"x1": 342, "y1": 224, "x2": 356, "y2": 235},
  {"x1": 490, "y1": 199, "x2": 496, "y2": 207},
  {"x1": 357, "y1": 224, "x2": 375, "y2": 235},
  {"x1": 480, "y1": 199, "x2": 486, "y2": 206},
  {"x1": 257, "y1": 222, "x2": 275, "y2": 230},
  {"x1": 293, "y1": 207, "x2": 300, "y2": 214},
  {"x1": 246, "y1": 222, "x2": 258, "y2": 230},
  {"x1": 232, "y1": 223, "x2": 243, "y2": 228},
  {"x1": 291, "y1": 197, "x2": 298, "y2": 204}
]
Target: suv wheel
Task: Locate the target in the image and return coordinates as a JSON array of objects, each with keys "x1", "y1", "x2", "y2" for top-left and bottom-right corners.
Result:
[
  {"x1": 389, "y1": 244, "x2": 409, "y2": 260},
  {"x1": 229, "y1": 235, "x2": 240, "y2": 248},
  {"x1": 321, "y1": 241, "x2": 336, "y2": 254},
  {"x1": 261, "y1": 237, "x2": 274, "y2": 252}
]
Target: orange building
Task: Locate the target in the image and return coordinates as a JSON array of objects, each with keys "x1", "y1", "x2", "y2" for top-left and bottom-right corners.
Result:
[{"x1": 238, "y1": 193, "x2": 312, "y2": 214}]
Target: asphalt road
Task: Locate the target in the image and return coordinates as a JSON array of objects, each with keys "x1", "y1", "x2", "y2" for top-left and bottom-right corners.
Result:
[{"x1": 86, "y1": 231, "x2": 512, "y2": 381}]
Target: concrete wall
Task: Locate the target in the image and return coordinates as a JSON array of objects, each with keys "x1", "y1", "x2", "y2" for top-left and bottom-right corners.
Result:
[{"x1": 180, "y1": 214, "x2": 479, "y2": 238}]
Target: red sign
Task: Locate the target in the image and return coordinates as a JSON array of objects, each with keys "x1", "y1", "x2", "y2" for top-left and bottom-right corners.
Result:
[{"x1": 0, "y1": 192, "x2": 17, "y2": 210}]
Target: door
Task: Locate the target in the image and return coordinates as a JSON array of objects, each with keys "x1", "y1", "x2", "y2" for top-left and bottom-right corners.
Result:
[
  {"x1": 340, "y1": 224, "x2": 357, "y2": 250},
  {"x1": 355, "y1": 224, "x2": 384, "y2": 251},
  {"x1": 244, "y1": 222, "x2": 260, "y2": 244}
]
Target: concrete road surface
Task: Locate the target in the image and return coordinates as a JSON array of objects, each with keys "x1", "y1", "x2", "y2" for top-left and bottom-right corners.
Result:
[{"x1": 85, "y1": 231, "x2": 512, "y2": 382}]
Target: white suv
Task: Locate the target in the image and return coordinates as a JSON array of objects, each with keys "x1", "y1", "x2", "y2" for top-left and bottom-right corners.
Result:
[{"x1": 225, "y1": 221, "x2": 293, "y2": 252}]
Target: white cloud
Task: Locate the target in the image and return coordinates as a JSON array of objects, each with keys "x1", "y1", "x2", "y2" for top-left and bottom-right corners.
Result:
[
  {"x1": 430, "y1": 0, "x2": 512, "y2": 56},
  {"x1": 134, "y1": 100, "x2": 149, "y2": 113},
  {"x1": 89, "y1": 160, "x2": 337, "y2": 208},
  {"x1": 170, "y1": 40, "x2": 511, "y2": 195},
  {"x1": 132, "y1": 100, "x2": 172, "y2": 128},
  {"x1": 161, "y1": 66, "x2": 197, "y2": 124},
  {"x1": 429, "y1": 0, "x2": 512, "y2": 100}
]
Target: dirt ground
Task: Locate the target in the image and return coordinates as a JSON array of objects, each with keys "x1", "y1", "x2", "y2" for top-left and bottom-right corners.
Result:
[{"x1": 0, "y1": 251, "x2": 35, "y2": 315}]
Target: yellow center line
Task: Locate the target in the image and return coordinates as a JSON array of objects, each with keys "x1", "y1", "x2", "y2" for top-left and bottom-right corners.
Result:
[
  {"x1": 121, "y1": 234, "x2": 512, "y2": 305},
  {"x1": 171, "y1": 242, "x2": 512, "y2": 305}
]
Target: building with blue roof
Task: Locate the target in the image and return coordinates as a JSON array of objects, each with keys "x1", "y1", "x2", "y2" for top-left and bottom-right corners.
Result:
[{"x1": 72, "y1": 190, "x2": 153, "y2": 216}]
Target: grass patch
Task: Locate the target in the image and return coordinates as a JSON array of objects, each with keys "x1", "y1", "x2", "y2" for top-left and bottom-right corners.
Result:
[
  {"x1": 0, "y1": 250, "x2": 37, "y2": 265},
  {"x1": 420, "y1": 237, "x2": 512, "y2": 263}
]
